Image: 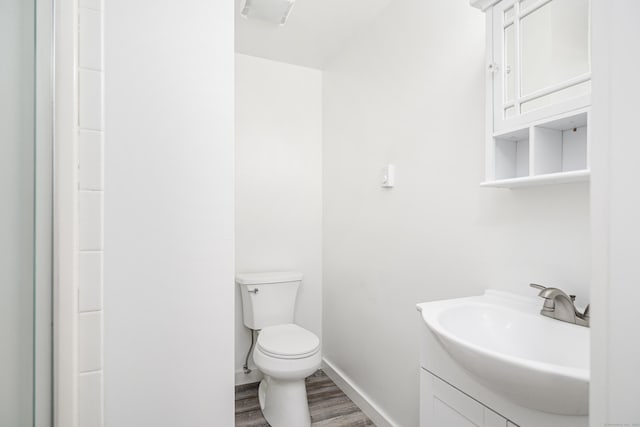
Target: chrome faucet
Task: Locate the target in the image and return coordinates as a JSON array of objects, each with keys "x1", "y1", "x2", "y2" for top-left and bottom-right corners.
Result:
[{"x1": 529, "y1": 283, "x2": 590, "y2": 327}]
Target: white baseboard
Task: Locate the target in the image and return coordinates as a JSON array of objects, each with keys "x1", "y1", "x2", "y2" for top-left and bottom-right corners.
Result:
[
  {"x1": 235, "y1": 368, "x2": 263, "y2": 386},
  {"x1": 322, "y1": 357, "x2": 398, "y2": 427}
]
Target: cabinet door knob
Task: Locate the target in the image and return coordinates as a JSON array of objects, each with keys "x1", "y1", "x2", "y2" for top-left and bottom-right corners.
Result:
[{"x1": 488, "y1": 63, "x2": 500, "y2": 73}]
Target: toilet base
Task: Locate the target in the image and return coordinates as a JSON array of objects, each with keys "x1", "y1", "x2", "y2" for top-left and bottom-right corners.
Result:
[{"x1": 258, "y1": 375, "x2": 311, "y2": 427}]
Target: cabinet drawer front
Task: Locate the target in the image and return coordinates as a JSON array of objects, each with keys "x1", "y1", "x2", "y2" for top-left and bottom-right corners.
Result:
[
  {"x1": 422, "y1": 370, "x2": 484, "y2": 426},
  {"x1": 432, "y1": 374, "x2": 484, "y2": 425},
  {"x1": 485, "y1": 408, "x2": 508, "y2": 427},
  {"x1": 421, "y1": 369, "x2": 511, "y2": 427},
  {"x1": 432, "y1": 397, "x2": 482, "y2": 427}
]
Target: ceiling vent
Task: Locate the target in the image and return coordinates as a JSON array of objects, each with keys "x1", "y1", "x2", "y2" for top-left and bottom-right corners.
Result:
[{"x1": 240, "y1": 0, "x2": 297, "y2": 26}]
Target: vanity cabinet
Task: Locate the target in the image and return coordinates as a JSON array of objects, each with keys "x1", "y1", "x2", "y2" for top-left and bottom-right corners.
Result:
[
  {"x1": 421, "y1": 369, "x2": 516, "y2": 427},
  {"x1": 417, "y1": 292, "x2": 588, "y2": 427},
  {"x1": 473, "y1": 0, "x2": 591, "y2": 187}
]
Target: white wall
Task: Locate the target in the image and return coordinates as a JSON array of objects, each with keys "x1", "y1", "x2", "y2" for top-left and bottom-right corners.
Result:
[
  {"x1": 590, "y1": 1, "x2": 640, "y2": 425},
  {"x1": 104, "y1": 1, "x2": 235, "y2": 426},
  {"x1": 0, "y1": 1, "x2": 35, "y2": 424},
  {"x1": 235, "y1": 54, "x2": 323, "y2": 382},
  {"x1": 322, "y1": 1, "x2": 590, "y2": 426}
]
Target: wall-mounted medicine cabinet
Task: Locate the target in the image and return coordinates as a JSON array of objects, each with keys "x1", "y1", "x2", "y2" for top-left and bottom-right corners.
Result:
[{"x1": 472, "y1": 0, "x2": 591, "y2": 188}]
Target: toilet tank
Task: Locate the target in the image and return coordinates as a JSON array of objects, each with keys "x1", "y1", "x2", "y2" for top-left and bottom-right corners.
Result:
[{"x1": 236, "y1": 271, "x2": 303, "y2": 330}]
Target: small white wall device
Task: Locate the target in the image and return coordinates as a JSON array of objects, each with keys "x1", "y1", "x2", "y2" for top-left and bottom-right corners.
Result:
[{"x1": 382, "y1": 164, "x2": 395, "y2": 188}]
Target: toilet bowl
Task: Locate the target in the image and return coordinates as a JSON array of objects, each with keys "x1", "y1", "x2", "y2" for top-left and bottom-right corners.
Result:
[
  {"x1": 253, "y1": 324, "x2": 321, "y2": 427},
  {"x1": 236, "y1": 272, "x2": 321, "y2": 427}
]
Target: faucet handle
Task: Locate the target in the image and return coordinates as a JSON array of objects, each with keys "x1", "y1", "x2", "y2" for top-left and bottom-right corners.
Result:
[
  {"x1": 530, "y1": 284, "x2": 554, "y2": 313},
  {"x1": 530, "y1": 283, "x2": 570, "y2": 300},
  {"x1": 529, "y1": 283, "x2": 545, "y2": 291}
]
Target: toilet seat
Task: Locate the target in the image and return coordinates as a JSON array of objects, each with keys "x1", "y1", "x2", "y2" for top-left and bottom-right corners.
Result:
[{"x1": 257, "y1": 324, "x2": 320, "y2": 359}]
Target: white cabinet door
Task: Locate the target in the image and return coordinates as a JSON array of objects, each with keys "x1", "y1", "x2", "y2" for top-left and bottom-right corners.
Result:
[
  {"x1": 421, "y1": 369, "x2": 508, "y2": 427},
  {"x1": 491, "y1": 0, "x2": 591, "y2": 132}
]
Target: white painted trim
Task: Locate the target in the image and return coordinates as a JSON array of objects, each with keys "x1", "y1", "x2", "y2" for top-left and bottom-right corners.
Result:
[
  {"x1": 35, "y1": 1, "x2": 54, "y2": 425},
  {"x1": 54, "y1": 0, "x2": 78, "y2": 425},
  {"x1": 321, "y1": 358, "x2": 398, "y2": 427},
  {"x1": 588, "y1": 1, "x2": 611, "y2": 425},
  {"x1": 234, "y1": 369, "x2": 264, "y2": 386},
  {"x1": 470, "y1": 0, "x2": 501, "y2": 11}
]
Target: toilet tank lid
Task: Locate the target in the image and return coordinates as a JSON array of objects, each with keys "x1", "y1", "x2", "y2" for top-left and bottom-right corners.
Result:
[{"x1": 235, "y1": 271, "x2": 303, "y2": 285}]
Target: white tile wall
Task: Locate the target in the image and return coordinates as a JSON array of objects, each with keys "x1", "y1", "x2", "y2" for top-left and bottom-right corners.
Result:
[
  {"x1": 78, "y1": 191, "x2": 103, "y2": 251},
  {"x1": 79, "y1": 8, "x2": 102, "y2": 70},
  {"x1": 79, "y1": 0, "x2": 101, "y2": 11},
  {"x1": 78, "y1": 372, "x2": 103, "y2": 427},
  {"x1": 77, "y1": 1, "x2": 104, "y2": 425},
  {"x1": 78, "y1": 251, "x2": 103, "y2": 312},
  {"x1": 79, "y1": 312, "x2": 102, "y2": 372},
  {"x1": 79, "y1": 69, "x2": 103, "y2": 130},
  {"x1": 79, "y1": 130, "x2": 103, "y2": 190}
]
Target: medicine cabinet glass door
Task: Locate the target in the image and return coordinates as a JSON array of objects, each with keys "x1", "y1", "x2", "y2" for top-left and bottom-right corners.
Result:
[{"x1": 493, "y1": 0, "x2": 590, "y2": 131}]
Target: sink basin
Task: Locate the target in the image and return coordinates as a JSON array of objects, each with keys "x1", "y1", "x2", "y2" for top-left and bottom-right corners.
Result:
[{"x1": 417, "y1": 291, "x2": 589, "y2": 415}]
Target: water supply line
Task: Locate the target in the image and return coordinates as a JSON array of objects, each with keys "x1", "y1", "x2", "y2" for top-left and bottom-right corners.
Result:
[{"x1": 243, "y1": 329, "x2": 257, "y2": 374}]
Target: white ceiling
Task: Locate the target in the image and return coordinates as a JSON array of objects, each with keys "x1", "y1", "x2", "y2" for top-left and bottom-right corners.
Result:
[{"x1": 235, "y1": 0, "x2": 394, "y2": 69}]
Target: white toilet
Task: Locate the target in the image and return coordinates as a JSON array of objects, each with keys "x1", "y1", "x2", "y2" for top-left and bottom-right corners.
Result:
[{"x1": 237, "y1": 271, "x2": 321, "y2": 427}]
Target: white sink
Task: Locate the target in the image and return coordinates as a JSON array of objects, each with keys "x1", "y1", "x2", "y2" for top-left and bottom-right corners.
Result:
[{"x1": 417, "y1": 291, "x2": 589, "y2": 415}]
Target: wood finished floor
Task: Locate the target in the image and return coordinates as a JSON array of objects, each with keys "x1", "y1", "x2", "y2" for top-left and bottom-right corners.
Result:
[{"x1": 235, "y1": 370, "x2": 375, "y2": 427}]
